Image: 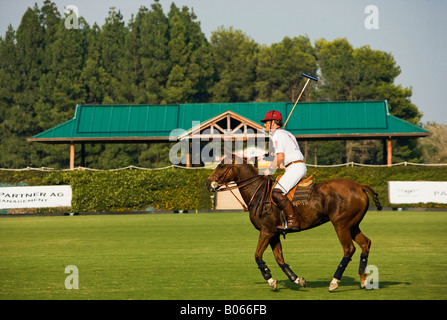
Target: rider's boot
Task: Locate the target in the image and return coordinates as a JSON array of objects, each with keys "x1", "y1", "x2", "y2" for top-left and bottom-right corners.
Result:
[{"x1": 272, "y1": 189, "x2": 300, "y2": 233}]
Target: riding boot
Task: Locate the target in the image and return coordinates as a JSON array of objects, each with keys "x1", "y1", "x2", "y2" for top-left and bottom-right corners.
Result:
[{"x1": 272, "y1": 189, "x2": 300, "y2": 233}]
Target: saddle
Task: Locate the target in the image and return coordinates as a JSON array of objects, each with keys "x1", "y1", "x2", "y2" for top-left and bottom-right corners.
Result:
[{"x1": 272, "y1": 175, "x2": 314, "y2": 206}]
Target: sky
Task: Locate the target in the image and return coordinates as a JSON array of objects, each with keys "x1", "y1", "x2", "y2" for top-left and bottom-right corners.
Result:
[{"x1": 1, "y1": 0, "x2": 446, "y2": 124}]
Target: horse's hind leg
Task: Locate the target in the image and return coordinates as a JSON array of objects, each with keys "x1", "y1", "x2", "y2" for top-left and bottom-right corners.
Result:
[
  {"x1": 329, "y1": 226, "x2": 356, "y2": 292},
  {"x1": 270, "y1": 235, "x2": 306, "y2": 287},
  {"x1": 351, "y1": 225, "x2": 372, "y2": 288},
  {"x1": 255, "y1": 231, "x2": 277, "y2": 290}
]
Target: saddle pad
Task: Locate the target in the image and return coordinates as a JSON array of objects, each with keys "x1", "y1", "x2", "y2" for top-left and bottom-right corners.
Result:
[
  {"x1": 291, "y1": 182, "x2": 314, "y2": 206},
  {"x1": 273, "y1": 175, "x2": 314, "y2": 205}
]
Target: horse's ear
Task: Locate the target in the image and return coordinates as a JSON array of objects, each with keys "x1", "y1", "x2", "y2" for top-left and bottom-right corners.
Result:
[
  {"x1": 233, "y1": 153, "x2": 245, "y2": 165},
  {"x1": 222, "y1": 147, "x2": 232, "y2": 164}
]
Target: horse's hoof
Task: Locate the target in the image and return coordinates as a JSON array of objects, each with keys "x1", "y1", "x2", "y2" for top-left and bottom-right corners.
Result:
[
  {"x1": 359, "y1": 273, "x2": 367, "y2": 289},
  {"x1": 295, "y1": 277, "x2": 306, "y2": 287},
  {"x1": 329, "y1": 278, "x2": 339, "y2": 292},
  {"x1": 268, "y1": 278, "x2": 277, "y2": 291}
]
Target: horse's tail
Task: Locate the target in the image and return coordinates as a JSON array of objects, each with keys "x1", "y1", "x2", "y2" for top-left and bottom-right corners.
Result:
[{"x1": 362, "y1": 185, "x2": 383, "y2": 211}]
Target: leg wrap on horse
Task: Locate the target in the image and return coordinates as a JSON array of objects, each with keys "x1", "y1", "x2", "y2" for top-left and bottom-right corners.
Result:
[
  {"x1": 257, "y1": 260, "x2": 272, "y2": 281},
  {"x1": 333, "y1": 257, "x2": 351, "y2": 280},
  {"x1": 358, "y1": 253, "x2": 368, "y2": 274},
  {"x1": 280, "y1": 263, "x2": 298, "y2": 282}
]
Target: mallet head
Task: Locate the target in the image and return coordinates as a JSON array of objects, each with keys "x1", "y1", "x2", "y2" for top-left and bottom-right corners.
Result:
[{"x1": 301, "y1": 73, "x2": 318, "y2": 82}]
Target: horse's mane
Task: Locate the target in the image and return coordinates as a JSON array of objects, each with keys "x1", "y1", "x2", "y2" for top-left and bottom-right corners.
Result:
[
  {"x1": 244, "y1": 162, "x2": 259, "y2": 176},
  {"x1": 237, "y1": 157, "x2": 259, "y2": 176},
  {"x1": 226, "y1": 153, "x2": 259, "y2": 176}
]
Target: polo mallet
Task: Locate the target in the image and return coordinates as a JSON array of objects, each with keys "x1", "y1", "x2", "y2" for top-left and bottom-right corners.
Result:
[{"x1": 283, "y1": 73, "x2": 318, "y2": 128}]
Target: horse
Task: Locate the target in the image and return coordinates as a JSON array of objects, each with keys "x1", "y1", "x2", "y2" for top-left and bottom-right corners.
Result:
[{"x1": 205, "y1": 155, "x2": 382, "y2": 292}]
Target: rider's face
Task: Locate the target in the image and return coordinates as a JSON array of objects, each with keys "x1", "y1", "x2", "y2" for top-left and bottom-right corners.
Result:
[
  {"x1": 264, "y1": 120, "x2": 278, "y2": 132},
  {"x1": 264, "y1": 121, "x2": 272, "y2": 132}
]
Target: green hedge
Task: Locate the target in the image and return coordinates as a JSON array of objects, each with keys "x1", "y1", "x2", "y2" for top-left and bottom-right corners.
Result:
[
  {"x1": 0, "y1": 169, "x2": 214, "y2": 213},
  {"x1": 1, "y1": 166, "x2": 447, "y2": 213}
]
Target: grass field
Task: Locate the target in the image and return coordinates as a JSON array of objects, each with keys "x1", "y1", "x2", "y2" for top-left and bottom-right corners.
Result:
[{"x1": 0, "y1": 210, "x2": 446, "y2": 300}]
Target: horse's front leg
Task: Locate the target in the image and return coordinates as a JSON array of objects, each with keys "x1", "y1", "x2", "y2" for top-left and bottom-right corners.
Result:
[
  {"x1": 270, "y1": 234, "x2": 306, "y2": 287},
  {"x1": 255, "y1": 230, "x2": 277, "y2": 290}
]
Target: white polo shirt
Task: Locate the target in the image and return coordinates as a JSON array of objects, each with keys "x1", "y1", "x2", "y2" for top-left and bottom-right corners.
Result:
[{"x1": 271, "y1": 128, "x2": 304, "y2": 166}]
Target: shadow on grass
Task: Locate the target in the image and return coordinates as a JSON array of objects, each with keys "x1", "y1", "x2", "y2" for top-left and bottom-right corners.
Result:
[{"x1": 263, "y1": 276, "x2": 407, "y2": 292}]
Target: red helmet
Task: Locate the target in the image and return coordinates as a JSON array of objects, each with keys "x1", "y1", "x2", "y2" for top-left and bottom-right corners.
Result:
[{"x1": 261, "y1": 110, "x2": 283, "y2": 123}]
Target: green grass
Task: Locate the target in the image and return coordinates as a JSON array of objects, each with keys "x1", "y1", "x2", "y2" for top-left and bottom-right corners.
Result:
[{"x1": 0, "y1": 211, "x2": 446, "y2": 300}]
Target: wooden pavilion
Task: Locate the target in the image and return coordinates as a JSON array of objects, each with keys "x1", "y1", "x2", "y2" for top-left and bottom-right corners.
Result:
[{"x1": 28, "y1": 101, "x2": 431, "y2": 169}]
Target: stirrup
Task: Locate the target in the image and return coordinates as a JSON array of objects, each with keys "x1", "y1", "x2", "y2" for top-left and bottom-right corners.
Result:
[
  {"x1": 277, "y1": 225, "x2": 300, "y2": 233},
  {"x1": 276, "y1": 223, "x2": 300, "y2": 233}
]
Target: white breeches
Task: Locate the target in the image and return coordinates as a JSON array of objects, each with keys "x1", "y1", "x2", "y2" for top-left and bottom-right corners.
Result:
[{"x1": 275, "y1": 163, "x2": 307, "y2": 195}]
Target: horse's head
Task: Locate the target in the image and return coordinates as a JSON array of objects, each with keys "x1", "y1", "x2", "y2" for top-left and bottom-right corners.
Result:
[{"x1": 205, "y1": 154, "x2": 254, "y2": 192}]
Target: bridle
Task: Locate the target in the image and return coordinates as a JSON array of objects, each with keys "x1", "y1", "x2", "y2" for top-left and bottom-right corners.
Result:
[{"x1": 211, "y1": 161, "x2": 271, "y2": 212}]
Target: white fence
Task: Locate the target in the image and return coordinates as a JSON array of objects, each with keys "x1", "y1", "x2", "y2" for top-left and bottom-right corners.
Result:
[{"x1": 1, "y1": 161, "x2": 447, "y2": 172}]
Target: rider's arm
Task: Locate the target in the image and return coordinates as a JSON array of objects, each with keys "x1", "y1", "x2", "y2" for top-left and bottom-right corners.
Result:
[
  {"x1": 276, "y1": 153, "x2": 285, "y2": 168},
  {"x1": 264, "y1": 153, "x2": 284, "y2": 175}
]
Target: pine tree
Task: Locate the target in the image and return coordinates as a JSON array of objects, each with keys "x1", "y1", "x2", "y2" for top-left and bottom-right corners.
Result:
[
  {"x1": 97, "y1": 7, "x2": 127, "y2": 103},
  {"x1": 35, "y1": 3, "x2": 88, "y2": 130},
  {"x1": 80, "y1": 22, "x2": 110, "y2": 104},
  {"x1": 14, "y1": 5, "x2": 45, "y2": 130},
  {"x1": 165, "y1": 4, "x2": 214, "y2": 103},
  {"x1": 256, "y1": 36, "x2": 317, "y2": 102},
  {"x1": 210, "y1": 26, "x2": 258, "y2": 102},
  {"x1": 123, "y1": 1, "x2": 171, "y2": 104}
]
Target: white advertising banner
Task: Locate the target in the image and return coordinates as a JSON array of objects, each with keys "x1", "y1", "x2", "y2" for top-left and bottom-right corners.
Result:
[
  {"x1": 388, "y1": 181, "x2": 447, "y2": 204},
  {"x1": 0, "y1": 186, "x2": 72, "y2": 209}
]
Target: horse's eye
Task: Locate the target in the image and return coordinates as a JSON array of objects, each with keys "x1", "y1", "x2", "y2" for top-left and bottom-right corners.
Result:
[{"x1": 218, "y1": 164, "x2": 224, "y2": 169}]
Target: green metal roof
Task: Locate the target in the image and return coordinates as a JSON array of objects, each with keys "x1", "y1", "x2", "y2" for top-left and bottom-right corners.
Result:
[{"x1": 28, "y1": 101, "x2": 430, "y2": 143}]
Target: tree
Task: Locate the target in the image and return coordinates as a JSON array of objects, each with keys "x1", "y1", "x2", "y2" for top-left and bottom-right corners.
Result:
[
  {"x1": 210, "y1": 26, "x2": 258, "y2": 102},
  {"x1": 165, "y1": 4, "x2": 214, "y2": 103},
  {"x1": 0, "y1": 26, "x2": 19, "y2": 130},
  {"x1": 0, "y1": 6, "x2": 45, "y2": 167},
  {"x1": 256, "y1": 36, "x2": 317, "y2": 102},
  {"x1": 315, "y1": 38, "x2": 423, "y2": 164},
  {"x1": 124, "y1": 1, "x2": 171, "y2": 104},
  {"x1": 35, "y1": 8, "x2": 87, "y2": 130},
  {"x1": 315, "y1": 38, "x2": 422, "y2": 122},
  {"x1": 80, "y1": 23, "x2": 110, "y2": 104},
  {"x1": 0, "y1": 2, "x2": 429, "y2": 169},
  {"x1": 419, "y1": 123, "x2": 447, "y2": 163},
  {"x1": 96, "y1": 7, "x2": 127, "y2": 104}
]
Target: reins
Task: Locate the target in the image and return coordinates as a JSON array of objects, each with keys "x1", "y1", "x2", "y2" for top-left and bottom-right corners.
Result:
[{"x1": 213, "y1": 163, "x2": 272, "y2": 212}]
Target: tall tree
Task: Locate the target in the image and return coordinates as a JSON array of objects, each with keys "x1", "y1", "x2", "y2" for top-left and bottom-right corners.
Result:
[
  {"x1": 315, "y1": 38, "x2": 421, "y2": 123},
  {"x1": 35, "y1": 6, "x2": 87, "y2": 130},
  {"x1": 80, "y1": 22, "x2": 110, "y2": 104},
  {"x1": 256, "y1": 36, "x2": 317, "y2": 102},
  {"x1": 0, "y1": 6, "x2": 46, "y2": 167},
  {"x1": 123, "y1": 1, "x2": 171, "y2": 104},
  {"x1": 315, "y1": 38, "x2": 423, "y2": 164},
  {"x1": 97, "y1": 7, "x2": 127, "y2": 104},
  {"x1": 420, "y1": 123, "x2": 447, "y2": 163},
  {"x1": 165, "y1": 4, "x2": 214, "y2": 103},
  {"x1": 210, "y1": 26, "x2": 258, "y2": 102}
]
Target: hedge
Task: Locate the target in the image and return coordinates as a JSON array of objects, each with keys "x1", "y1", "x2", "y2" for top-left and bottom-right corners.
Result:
[{"x1": 1, "y1": 165, "x2": 447, "y2": 213}]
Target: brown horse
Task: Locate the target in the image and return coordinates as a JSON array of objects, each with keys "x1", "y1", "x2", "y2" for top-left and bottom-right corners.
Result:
[{"x1": 205, "y1": 156, "x2": 382, "y2": 292}]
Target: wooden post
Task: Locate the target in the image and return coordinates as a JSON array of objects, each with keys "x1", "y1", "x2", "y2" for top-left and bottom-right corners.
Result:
[
  {"x1": 387, "y1": 138, "x2": 392, "y2": 166},
  {"x1": 70, "y1": 143, "x2": 75, "y2": 169},
  {"x1": 186, "y1": 139, "x2": 191, "y2": 168}
]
